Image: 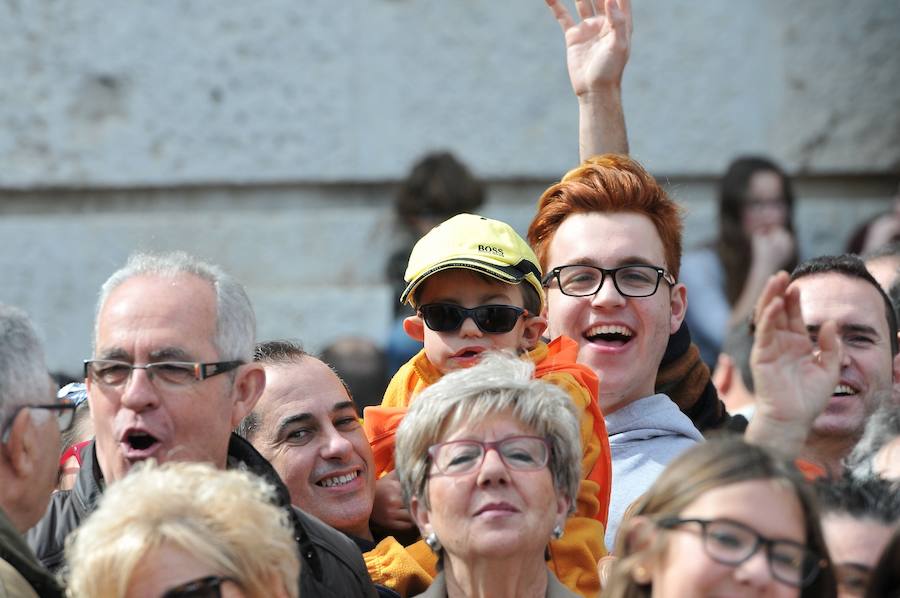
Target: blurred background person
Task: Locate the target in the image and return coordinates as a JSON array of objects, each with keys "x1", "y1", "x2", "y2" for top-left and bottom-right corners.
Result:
[
  {"x1": 864, "y1": 527, "x2": 900, "y2": 598},
  {"x1": 385, "y1": 151, "x2": 486, "y2": 376},
  {"x1": 0, "y1": 304, "x2": 74, "y2": 598},
  {"x1": 321, "y1": 337, "x2": 389, "y2": 415},
  {"x1": 682, "y1": 156, "x2": 799, "y2": 370},
  {"x1": 816, "y1": 477, "x2": 900, "y2": 598},
  {"x1": 65, "y1": 462, "x2": 300, "y2": 598},
  {"x1": 395, "y1": 353, "x2": 583, "y2": 598},
  {"x1": 55, "y1": 383, "x2": 93, "y2": 492},
  {"x1": 845, "y1": 403, "x2": 900, "y2": 482},
  {"x1": 604, "y1": 437, "x2": 835, "y2": 598}
]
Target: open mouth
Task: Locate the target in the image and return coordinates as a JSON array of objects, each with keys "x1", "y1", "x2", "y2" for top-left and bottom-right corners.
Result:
[
  {"x1": 317, "y1": 470, "x2": 360, "y2": 488},
  {"x1": 125, "y1": 431, "x2": 159, "y2": 452},
  {"x1": 453, "y1": 348, "x2": 484, "y2": 360},
  {"x1": 585, "y1": 324, "x2": 634, "y2": 346},
  {"x1": 832, "y1": 384, "x2": 858, "y2": 397}
]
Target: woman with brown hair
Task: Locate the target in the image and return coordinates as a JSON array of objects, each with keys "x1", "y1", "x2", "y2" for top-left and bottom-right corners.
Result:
[{"x1": 604, "y1": 437, "x2": 836, "y2": 598}]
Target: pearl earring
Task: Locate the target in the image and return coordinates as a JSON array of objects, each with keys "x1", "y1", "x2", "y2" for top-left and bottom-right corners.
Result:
[{"x1": 425, "y1": 532, "x2": 442, "y2": 553}]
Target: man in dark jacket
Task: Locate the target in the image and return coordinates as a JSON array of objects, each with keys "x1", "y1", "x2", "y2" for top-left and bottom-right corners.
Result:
[
  {"x1": 26, "y1": 252, "x2": 377, "y2": 597},
  {"x1": 0, "y1": 304, "x2": 69, "y2": 598}
]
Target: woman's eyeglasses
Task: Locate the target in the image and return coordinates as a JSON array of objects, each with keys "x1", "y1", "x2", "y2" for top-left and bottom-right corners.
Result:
[
  {"x1": 428, "y1": 436, "x2": 550, "y2": 475},
  {"x1": 657, "y1": 517, "x2": 827, "y2": 588},
  {"x1": 417, "y1": 303, "x2": 527, "y2": 334},
  {"x1": 162, "y1": 576, "x2": 238, "y2": 598}
]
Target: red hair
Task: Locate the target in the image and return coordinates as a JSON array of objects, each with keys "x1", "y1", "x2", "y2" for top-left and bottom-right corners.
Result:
[{"x1": 528, "y1": 154, "x2": 684, "y2": 279}]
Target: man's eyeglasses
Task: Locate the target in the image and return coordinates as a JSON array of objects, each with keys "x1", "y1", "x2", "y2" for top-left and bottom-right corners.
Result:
[
  {"x1": 83, "y1": 359, "x2": 244, "y2": 388},
  {"x1": 657, "y1": 517, "x2": 827, "y2": 588},
  {"x1": 417, "y1": 303, "x2": 527, "y2": 334},
  {"x1": 162, "y1": 576, "x2": 238, "y2": 598},
  {"x1": 428, "y1": 435, "x2": 550, "y2": 476},
  {"x1": 1, "y1": 400, "x2": 78, "y2": 443},
  {"x1": 542, "y1": 264, "x2": 675, "y2": 298}
]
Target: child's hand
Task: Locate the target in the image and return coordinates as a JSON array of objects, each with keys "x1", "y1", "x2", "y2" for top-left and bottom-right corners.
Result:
[{"x1": 371, "y1": 471, "x2": 415, "y2": 531}]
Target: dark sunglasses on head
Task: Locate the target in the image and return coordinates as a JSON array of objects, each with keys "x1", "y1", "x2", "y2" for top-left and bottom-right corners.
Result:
[
  {"x1": 162, "y1": 576, "x2": 237, "y2": 598},
  {"x1": 418, "y1": 303, "x2": 527, "y2": 334}
]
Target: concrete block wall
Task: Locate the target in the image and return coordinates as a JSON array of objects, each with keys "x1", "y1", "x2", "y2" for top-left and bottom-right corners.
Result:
[{"x1": 1, "y1": 0, "x2": 897, "y2": 372}]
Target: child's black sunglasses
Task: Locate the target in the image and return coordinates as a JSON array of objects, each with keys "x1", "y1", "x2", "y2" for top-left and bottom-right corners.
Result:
[{"x1": 418, "y1": 303, "x2": 527, "y2": 334}]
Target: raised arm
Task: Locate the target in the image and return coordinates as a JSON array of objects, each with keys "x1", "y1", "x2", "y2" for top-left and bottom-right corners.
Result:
[
  {"x1": 744, "y1": 271, "x2": 841, "y2": 457},
  {"x1": 546, "y1": 0, "x2": 632, "y2": 158}
]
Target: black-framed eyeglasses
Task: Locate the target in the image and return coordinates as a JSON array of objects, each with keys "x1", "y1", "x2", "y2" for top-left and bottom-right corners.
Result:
[
  {"x1": 657, "y1": 517, "x2": 827, "y2": 588},
  {"x1": 542, "y1": 264, "x2": 675, "y2": 298},
  {"x1": 1, "y1": 400, "x2": 78, "y2": 444},
  {"x1": 162, "y1": 576, "x2": 238, "y2": 598},
  {"x1": 83, "y1": 359, "x2": 244, "y2": 388},
  {"x1": 417, "y1": 303, "x2": 527, "y2": 334},
  {"x1": 428, "y1": 435, "x2": 550, "y2": 476}
]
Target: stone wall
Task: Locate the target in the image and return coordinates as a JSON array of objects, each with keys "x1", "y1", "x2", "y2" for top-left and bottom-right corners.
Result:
[{"x1": 0, "y1": 0, "x2": 897, "y2": 372}]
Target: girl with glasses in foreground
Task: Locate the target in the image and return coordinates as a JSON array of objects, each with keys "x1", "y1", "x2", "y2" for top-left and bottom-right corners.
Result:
[{"x1": 604, "y1": 437, "x2": 837, "y2": 598}]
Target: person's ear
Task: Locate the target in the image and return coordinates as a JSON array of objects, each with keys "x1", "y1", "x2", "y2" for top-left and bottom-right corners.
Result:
[
  {"x1": 230, "y1": 363, "x2": 267, "y2": 428},
  {"x1": 554, "y1": 493, "x2": 571, "y2": 533},
  {"x1": 3, "y1": 409, "x2": 36, "y2": 479},
  {"x1": 669, "y1": 282, "x2": 688, "y2": 334},
  {"x1": 521, "y1": 314, "x2": 548, "y2": 351},
  {"x1": 409, "y1": 494, "x2": 432, "y2": 539},
  {"x1": 623, "y1": 516, "x2": 659, "y2": 585},
  {"x1": 403, "y1": 315, "x2": 426, "y2": 342}
]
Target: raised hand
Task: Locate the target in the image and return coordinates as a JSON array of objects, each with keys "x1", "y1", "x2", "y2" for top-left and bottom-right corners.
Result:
[
  {"x1": 745, "y1": 271, "x2": 842, "y2": 456},
  {"x1": 545, "y1": 0, "x2": 632, "y2": 158},
  {"x1": 546, "y1": 0, "x2": 632, "y2": 97}
]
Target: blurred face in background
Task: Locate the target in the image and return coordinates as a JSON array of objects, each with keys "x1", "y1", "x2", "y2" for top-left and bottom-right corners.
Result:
[{"x1": 741, "y1": 170, "x2": 788, "y2": 236}]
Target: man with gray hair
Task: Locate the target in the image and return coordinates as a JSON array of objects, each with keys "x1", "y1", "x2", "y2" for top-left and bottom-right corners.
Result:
[
  {"x1": 0, "y1": 304, "x2": 73, "y2": 598},
  {"x1": 27, "y1": 251, "x2": 377, "y2": 597}
]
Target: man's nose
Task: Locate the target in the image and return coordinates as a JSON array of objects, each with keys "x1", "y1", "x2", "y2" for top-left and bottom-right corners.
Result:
[
  {"x1": 320, "y1": 427, "x2": 353, "y2": 460},
  {"x1": 120, "y1": 368, "x2": 161, "y2": 412},
  {"x1": 590, "y1": 274, "x2": 626, "y2": 308}
]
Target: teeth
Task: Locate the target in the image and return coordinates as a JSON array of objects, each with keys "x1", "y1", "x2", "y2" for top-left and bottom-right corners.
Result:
[
  {"x1": 587, "y1": 325, "x2": 633, "y2": 337},
  {"x1": 833, "y1": 384, "x2": 857, "y2": 396},
  {"x1": 319, "y1": 471, "x2": 359, "y2": 488}
]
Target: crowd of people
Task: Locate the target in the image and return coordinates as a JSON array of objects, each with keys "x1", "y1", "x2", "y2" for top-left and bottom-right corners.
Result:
[{"x1": 1, "y1": 0, "x2": 898, "y2": 597}]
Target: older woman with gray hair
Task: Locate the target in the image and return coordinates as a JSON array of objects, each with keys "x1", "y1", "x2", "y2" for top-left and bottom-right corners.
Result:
[{"x1": 395, "y1": 352, "x2": 582, "y2": 598}]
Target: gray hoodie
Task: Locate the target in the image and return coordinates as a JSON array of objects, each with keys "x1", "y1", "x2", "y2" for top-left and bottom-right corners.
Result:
[{"x1": 604, "y1": 393, "x2": 704, "y2": 550}]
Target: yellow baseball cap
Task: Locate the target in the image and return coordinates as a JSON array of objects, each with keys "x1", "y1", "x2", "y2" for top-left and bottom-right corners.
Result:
[{"x1": 401, "y1": 213, "x2": 545, "y2": 310}]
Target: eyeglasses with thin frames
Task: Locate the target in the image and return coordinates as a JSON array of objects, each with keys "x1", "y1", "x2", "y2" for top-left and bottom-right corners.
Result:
[
  {"x1": 657, "y1": 517, "x2": 827, "y2": 588},
  {"x1": 83, "y1": 359, "x2": 244, "y2": 389},
  {"x1": 427, "y1": 435, "x2": 550, "y2": 476},
  {"x1": 542, "y1": 264, "x2": 675, "y2": 298}
]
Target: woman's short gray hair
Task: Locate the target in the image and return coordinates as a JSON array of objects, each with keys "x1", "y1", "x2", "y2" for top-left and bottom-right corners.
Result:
[
  {"x1": 395, "y1": 351, "x2": 581, "y2": 514},
  {"x1": 64, "y1": 461, "x2": 300, "y2": 598},
  {"x1": 94, "y1": 251, "x2": 255, "y2": 360}
]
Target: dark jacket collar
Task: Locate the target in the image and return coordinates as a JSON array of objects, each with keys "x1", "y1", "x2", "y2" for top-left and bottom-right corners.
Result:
[{"x1": 0, "y1": 508, "x2": 63, "y2": 598}]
